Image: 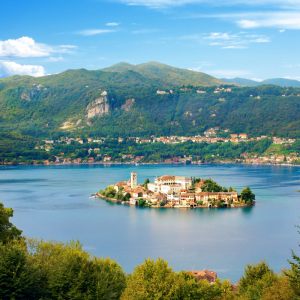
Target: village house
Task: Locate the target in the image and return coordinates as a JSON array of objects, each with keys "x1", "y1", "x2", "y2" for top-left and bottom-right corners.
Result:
[{"x1": 187, "y1": 270, "x2": 218, "y2": 283}]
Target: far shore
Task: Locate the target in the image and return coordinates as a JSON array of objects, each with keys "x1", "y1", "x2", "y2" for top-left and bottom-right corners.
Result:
[{"x1": 1, "y1": 161, "x2": 299, "y2": 168}]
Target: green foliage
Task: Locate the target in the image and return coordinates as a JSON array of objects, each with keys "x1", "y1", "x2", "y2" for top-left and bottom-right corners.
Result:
[
  {"x1": 122, "y1": 193, "x2": 131, "y2": 201},
  {"x1": 99, "y1": 189, "x2": 105, "y2": 196},
  {"x1": 286, "y1": 223, "x2": 300, "y2": 286},
  {"x1": 198, "y1": 200, "x2": 203, "y2": 205},
  {"x1": 202, "y1": 179, "x2": 225, "y2": 193},
  {"x1": 138, "y1": 199, "x2": 147, "y2": 207},
  {"x1": 240, "y1": 187, "x2": 255, "y2": 204},
  {"x1": 27, "y1": 238, "x2": 127, "y2": 300},
  {"x1": 0, "y1": 203, "x2": 22, "y2": 244},
  {"x1": 105, "y1": 185, "x2": 116, "y2": 198},
  {"x1": 144, "y1": 178, "x2": 150, "y2": 189},
  {"x1": 238, "y1": 260, "x2": 278, "y2": 299},
  {"x1": 0, "y1": 240, "x2": 41, "y2": 300}
]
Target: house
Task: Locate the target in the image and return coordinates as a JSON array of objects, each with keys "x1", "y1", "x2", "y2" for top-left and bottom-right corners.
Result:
[
  {"x1": 180, "y1": 193, "x2": 195, "y2": 205},
  {"x1": 103, "y1": 157, "x2": 111, "y2": 162},
  {"x1": 167, "y1": 191, "x2": 180, "y2": 204},
  {"x1": 131, "y1": 188, "x2": 144, "y2": 198},
  {"x1": 230, "y1": 134, "x2": 238, "y2": 138},
  {"x1": 157, "y1": 90, "x2": 169, "y2": 94},
  {"x1": 114, "y1": 181, "x2": 127, "y2": 192},
  {"x1": 196, "y1": 90, "x2": 206, "y2": 93},
  {"x1": 101, "y1": 91, "x2": 107, "y2": 96},
  {"x1": 194, "y1": 182, "x2": 205, "y2": 193},
  {"x1": 187, "y1": 270, "x2": 217, "y2": 283},
  {"x1": 239, "y1": 133, "x2": 248, "y2": 139},
  {"x1": 87, "y1": 138, "x2": 93, "y2": 143},
  {"x1": 88, "y1": 157, "x2": 94, "y2": 163}
]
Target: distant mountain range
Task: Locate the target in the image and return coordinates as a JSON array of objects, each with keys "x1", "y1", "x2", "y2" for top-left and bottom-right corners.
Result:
[{"x1": 221, "y1": 77, "x2": 300, "y2": 87}]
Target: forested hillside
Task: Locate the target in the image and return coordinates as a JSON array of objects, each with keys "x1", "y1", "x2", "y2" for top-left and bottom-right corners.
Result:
[
  {"x1": 103, "y1": 61, "x2": 226, "y2": 87},
  {"x1": 0, "y1": 63, "x2": 300, "y2": 139}
]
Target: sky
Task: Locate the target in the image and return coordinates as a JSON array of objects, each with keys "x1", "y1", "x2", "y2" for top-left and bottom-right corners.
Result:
[{"x1": 1, "y1": 0, "x2": 300, "y2": 80}]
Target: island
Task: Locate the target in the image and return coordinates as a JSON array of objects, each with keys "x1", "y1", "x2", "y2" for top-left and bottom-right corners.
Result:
[{"x1": 96, "y1": 172, "x2": 255, "y2": 208}]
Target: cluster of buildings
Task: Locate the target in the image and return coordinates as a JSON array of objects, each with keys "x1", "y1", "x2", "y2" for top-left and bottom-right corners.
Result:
[{"x1": 113, "y1": 172, "x2": 238, "y2": 207}]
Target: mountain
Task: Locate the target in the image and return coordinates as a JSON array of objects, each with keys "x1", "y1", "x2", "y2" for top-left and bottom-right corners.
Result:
[
  {"x1": 220, "y1": 78, "x2": 259, "y2": 86},
  {"x1": 0, "y1": 63, "x2": 300, "y2": 139},
  {"x1": 103, "y1": 61, "x2": 226, "y2": 87},
  {"x1": 221, "y1": 77, "x2": 300, "y2": 87}
]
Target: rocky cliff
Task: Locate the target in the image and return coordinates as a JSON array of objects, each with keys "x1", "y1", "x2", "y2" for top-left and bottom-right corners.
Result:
[
  {"x1": 86, "y1": 97, "x2": 110, "y2": 118},
  {"x1": 121, "y1": 98, "x2": 135, "y2": 111}
]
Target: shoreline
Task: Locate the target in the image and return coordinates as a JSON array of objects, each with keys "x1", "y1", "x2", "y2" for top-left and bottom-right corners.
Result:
[
  {"x1": 1, "y1": 161, "x2": 299, "y2": 168},
  {"x1": 95, "y1": 194, "x2": 255, "y2": 209}
]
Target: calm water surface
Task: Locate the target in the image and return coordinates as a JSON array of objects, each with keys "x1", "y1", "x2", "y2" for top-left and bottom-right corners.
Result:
[{"x1": 0, "y1": 164, "x2": 300, "y2": 282}]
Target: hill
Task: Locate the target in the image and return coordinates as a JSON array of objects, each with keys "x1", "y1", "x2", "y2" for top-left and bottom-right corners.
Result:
[
  {"x1": 222, "y1": 77, "x2": 300, "y2": 87},
  {"x1": 103, "y1": 61, "x2": 226, "y2": 87},
  {"x1": 0, "y1": 64, "x2": 300, "y2": 139}
]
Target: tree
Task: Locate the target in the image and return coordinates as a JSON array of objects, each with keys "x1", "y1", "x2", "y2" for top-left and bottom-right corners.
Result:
[
  {"x1": 239, "y1": 260, "x2": 278, "y2": 299},
  {"x1": 120, "y1": 258, "x2": 197, "y2": 300},
  {"x1": 144, "y1": 178, "x2": 150, "y2": 190},
  {"x1": 0, "y1": 202, "x2": 22, "y2": 244},
  {"x1": 0, "y1": 240, "x2": 41, "y2": 300},
  {"x1": 241, "y1": 187, "x2": 255, "y2": 204},
  {"x1": 27, "y1": 238, "x2": 127, "y2": 300},
  {"x1": 138, "y1": 199, "x2": 147, "y2": 207}
]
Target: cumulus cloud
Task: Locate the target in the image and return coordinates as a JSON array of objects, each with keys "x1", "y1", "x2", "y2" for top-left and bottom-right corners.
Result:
[
  {"x1": 0, "y1": 37, "x2": 50, "y2": 57},
  {"x1": 76, "y1": 29, "x2": 115, "y2": 36},
  {"x1": 0, "y1": 61, "x2": 45, "y2": 77},
  {"x1": 0, "y1": 37, "x2": 77, "y2": 58}
]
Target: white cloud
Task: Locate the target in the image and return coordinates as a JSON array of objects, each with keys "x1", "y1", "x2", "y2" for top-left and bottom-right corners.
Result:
[
  {"x1": 189, "y1": 66, "x2": 202, "y2": 71},
  {"x1": 250, "y1": 77, "x2": 264, "y2": 81},
  {"x1": 0, "y1": 37, "x2": 76, "y2": 58},
  {"x1": 58, "y1": 45, "x2": 78, "y2": 48},
  {"x1": 106, "y1": 22, "x2": 120, "y2": 26},
  {"x1": 222, "y1": 45, "x2": 248, "y2": 48},
  {"x1": 110, "y1": 0, "x2": 300, "y2": 9},
  {"x1": 77, "y1": 29, "x2": 115, "y2": 36},
  {"x1": 0, "y1": 61, "x2": 45, "y2": 77},
  {"x1": 283, "y1": 76, "x2": 300, "y2": 81},
  {"x1": 48, "y1": 56, "x2": 63, "y2": 62},
  {"x1": 180, "y1": 11, "x2": 300, "y2": 30},
  {"x1": 198, "y1": 31, "x2": 270, "y2": 48},
  {"x1": 234, "y1": 12, "x2": 300, "y2": 29},
  {"x1": 0, "y1": 37, "x2": 50, "y2": 57}
]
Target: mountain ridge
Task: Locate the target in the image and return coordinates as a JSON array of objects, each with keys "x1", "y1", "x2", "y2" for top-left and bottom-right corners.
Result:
[
  {"x1": 103, "y1": 61, "x2": 227, "y2": 87},
  {"x1": 221, "y1": 77, "x2": 300, "y2": 87}
]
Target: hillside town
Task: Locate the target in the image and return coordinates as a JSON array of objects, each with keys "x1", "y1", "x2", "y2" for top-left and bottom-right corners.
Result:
[
  {"x1": 35, "y1": 131, "x2": 300, "y2": 166},
  {"x1": 97, "y1": 172, "x2": 251, "y2": 208}
]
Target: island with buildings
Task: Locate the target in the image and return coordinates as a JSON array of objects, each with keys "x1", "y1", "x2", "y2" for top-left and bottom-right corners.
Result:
[{"x1": 96, "y1": 172, "x2": 255, "y2": 208}]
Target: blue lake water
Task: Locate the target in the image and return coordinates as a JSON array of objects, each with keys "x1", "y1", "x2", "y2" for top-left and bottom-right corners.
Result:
[{"x1": 0, "y1": 163, "x2": 300, "y2": 282}]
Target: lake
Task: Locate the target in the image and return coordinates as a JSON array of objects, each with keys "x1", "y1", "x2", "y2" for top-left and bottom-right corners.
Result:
[{"x1": 0, "y1": 163, "x2": 299, "y2": 282}]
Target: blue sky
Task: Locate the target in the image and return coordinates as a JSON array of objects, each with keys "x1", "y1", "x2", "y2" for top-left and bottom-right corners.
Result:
[{"x1": 1, "y1": 0, "x2": 300, "y2": 80}]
